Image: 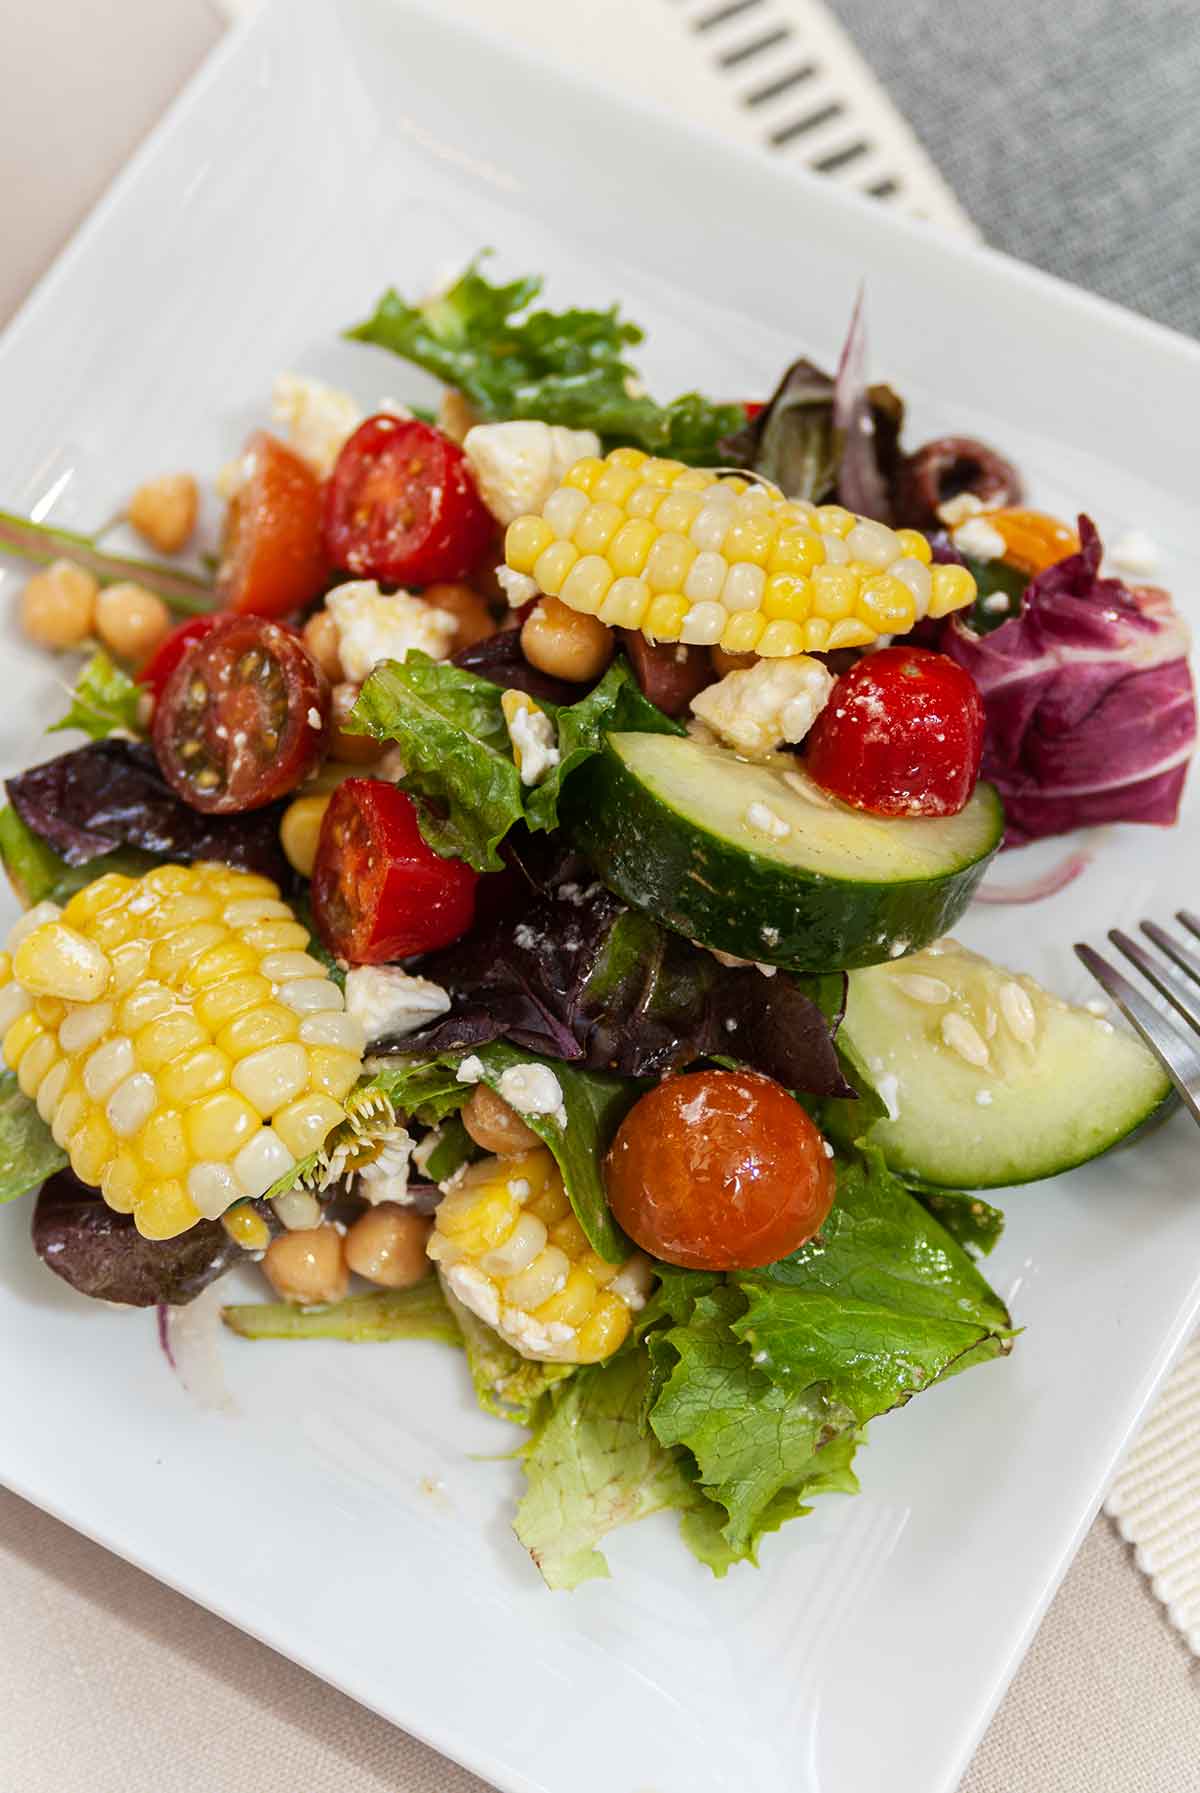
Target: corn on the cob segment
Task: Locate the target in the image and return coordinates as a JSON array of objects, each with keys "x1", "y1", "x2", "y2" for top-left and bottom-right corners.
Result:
[
  {"x1": 504, "y1": 447, "x2": 976, "y2": 655},
  {"x1": 0, "y1": 864, "x2": 364, "y2": 1240},
  {"x1": 427, "y1": 1148, "x2": 654, "y2": 1363}
]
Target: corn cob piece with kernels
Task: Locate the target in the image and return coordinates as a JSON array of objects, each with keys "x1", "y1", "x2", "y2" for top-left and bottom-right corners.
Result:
[
  {"x1": 503, "y1": 447, "x2": 976, "y2": 657},
  {"x1": 0, "y1": 863, "x2": 365, "y2": 1240},
  {"x1": 427, "y1": 1147, "x2": 654, "y2": 1363}
]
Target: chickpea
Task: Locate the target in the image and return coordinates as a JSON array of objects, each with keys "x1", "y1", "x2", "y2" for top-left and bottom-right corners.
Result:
[
  {"x1": 262, "y1": 1224, "x2": 348, "y2": 1306},
  {"x1": 94, "y1": 582, "x2": 171, "y2": 663},
  {"x1": 422, "y1": 581, "x2": 495, "y2": 651},
  {"x1": 437, "y1": 387, "x2": 479, "y2": 445},
  {"x1": 462, "y1": 1083, "x2": 540, "y2": 1156},
  {"x1": 128, "y1": 473, "x2": 199, "y2": 554},
  {"x1": 329, "y1": 682, "x2": 386, "y2": 764},
  {"x1": 521, "y1": 596, "x2": 614, "y2": 683},
  {"x1": 710, "y1": 646, "x2": 757, "y2": 679},
  {"x1": 302, "y1": 608, "x2": 344, "y2": 682},
  {"x1": 280, "y1": 793, "x2": 331, "y2": 879},
  {"x1": 344, "y1": 1203, "x2": 433, "y2": 1288},
  {"x1": 19, "y1": 559, "x2": 97, "y2": 650}
]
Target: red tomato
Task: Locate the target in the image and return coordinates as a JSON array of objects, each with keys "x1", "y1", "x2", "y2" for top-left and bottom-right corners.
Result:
[
  {"x1": 153, "y1": 614, "x2": 330, "y2": 813},
  {"x1": 137, "y1": 616, "x2": 221, "y2": 701},
  {"x1": 604, "y1": 1069, "x2": 835, "y2": 1271},
  {"x1": 216, "y1": 432, "x2": 328, "y2": 618},
  {"x1": 310, "y1": 779, "x2": 479, "y2": 964},
  {"x1": 323, "y1": 416, "x2": 495, "y2": 586},
  {"x1": 804, "y1": 646, "x2": 985, "y2": 818}
]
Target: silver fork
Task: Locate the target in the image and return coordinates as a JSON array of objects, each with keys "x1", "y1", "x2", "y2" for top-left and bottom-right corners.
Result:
[{"x1": 1075, "y1": 913, "x2": 1200, "y2": 1125}]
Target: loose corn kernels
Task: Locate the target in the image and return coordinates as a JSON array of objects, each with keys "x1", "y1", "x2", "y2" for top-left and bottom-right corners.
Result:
[
  {"x1": 427, "y1": 1148, "x2": 655, "y2": 1364},
  {"x1": 505, "y1": 448, "x2": 976, "y2": 653},
  {"x1": 0, "y1": 865, "x2": 362, "y2": 1239}
]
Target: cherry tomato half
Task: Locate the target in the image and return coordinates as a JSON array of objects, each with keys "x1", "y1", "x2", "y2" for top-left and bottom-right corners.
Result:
[
  {"x1": 153, "y1": 614, "x2": 330, "y2": 813},
  {"x1": 323, "y1": 416, "x2": 495, "y2": 587},
  {"x1": 310, "y1": 779, "x2": 479, "y2": 964},
  {"x1": 804, "y1": 646, "x2": 985, "y2": 818},
  {"x1": 604, "y1": 1069, "x2": 835, "y2": 1271},
  {"x1": 138, "y1": 615, "x2": 221, "y2": 702},
  {"x1": 216, "y1": 432, "x2": 328, "y2": 618}
]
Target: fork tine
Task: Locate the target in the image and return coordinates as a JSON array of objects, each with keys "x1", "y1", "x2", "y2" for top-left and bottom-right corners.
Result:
[
  {"x1": 1177, "y1": 910, "x2": 1200, "y2": 943},
  {"x1": 1111, "y1": 928, "x2": 1200, "y2": 1040},
  {"x1": 1142, "y1": 920, "x2": 1200, "y2": 989},
  {"x1": 1075, "y1": 942, "x2": 1200, "y2": 1124}
]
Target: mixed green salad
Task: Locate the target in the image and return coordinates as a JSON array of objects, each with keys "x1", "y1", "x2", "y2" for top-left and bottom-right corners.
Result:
[{"x1": 0, "y1": 259, "x2": 1192, "y2": 1587}]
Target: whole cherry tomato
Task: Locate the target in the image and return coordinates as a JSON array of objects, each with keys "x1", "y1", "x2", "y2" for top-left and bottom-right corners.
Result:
[
  {"x1": 323, "y1": 416, "x2": 495, "y2": 587},
  {"x1": 310, "y1": 779, "x2": 479, "y2": 964},
  {"x1": 804, "y1": 646, "x2": 985, "y2": 818},
  {"x1": 137, "y1": 615, "x2": 221, "y2": 702},
  {"x1": 153, "y1": 614, "x2": 330, "y2": 813},
  {"x1": 604, "y1": 1068, "x2": 835, "y2": 1270},
  {"x1": 216, "y1": 432, "x2": 328, "y2": 618}
]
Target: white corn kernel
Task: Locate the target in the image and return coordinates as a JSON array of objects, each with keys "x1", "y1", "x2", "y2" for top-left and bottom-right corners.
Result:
[
  {"x1": 222, "y1": 899, "x2": 293, "y2": 928},
  {"x1": 721, "y1": 562, "x2": 766, "y2": 612},
  {"x1": 52, "y1": 1089, "x2": 86, "y2": 1149},
  {"x1": 679, "y1": 601, "x2": 726, "y2": 645},
  {"x1": 35, "y1": 1057, "x2": 70, "y2": 1123},
  {"x1": 502, "y1": 1244, "x2": 570, "y2": 1310},
  {"x1": 683, "y1": 551, "x2": 728, "y2": 602},
  {"x1": 259, "y1": 951, "x2": 326, "y2": 984},
  {"x1": 231, "y1": 1041, "x2": 310, "y2": 1116},
  {"x1": 846, "y1": 520, "x2": 901, "y2": 568},
  {"x1": 819, "y1": 533, "x2": 851, "y2": 565},
  {"x1": 0, "y1": 983, "x2": 32, "y2": 1036},
  {"x1": 187, "y1": 1161, "x2": 242, "y2": 1221},
  {"x1": 82, "y1": 1035, "x2": 134, "y2": 1101},
  {"x1": 106, "y1": 1070, "x2": 157, "y2": 1136},
  {"x1": 891, "y1": 557, "x2": 932, "y2": 617},
  {"x1": 298, "y1": 1012, "x2": 367, "y2": 1052},
  {"x1": 233, "y1": 1128, "x2": 295, "y2": 1199},
  {"x1": 58, "y1": 1001, "x2": 114, "y2": 1055},
  {"x1": 278, "y1": 978, "x2": 344, "y2": 1015},
  {"x1": 18, "y1": 1034, "x2": 58, "y2": 1097},
  {"x1": 542, "y1": 485, "x2": 590, "y2": 539},
  {"x1": 272, "y1": 1188, "x2": 323, "y2": 1231},
  {"x1": 479, "y1": 1212, "x2": 548, "y2": 1277},
  {"x1": 7, "y1": 902, "x2": 62, "y2": 953},
  {"x1": 689, "y1": 503, "x2": 733, "y2": 552}
]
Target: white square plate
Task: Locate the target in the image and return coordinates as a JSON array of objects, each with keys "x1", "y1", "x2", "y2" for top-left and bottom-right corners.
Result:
[{"x1": 1, "y1": 4, "x2": 1199, "y2": 1790}]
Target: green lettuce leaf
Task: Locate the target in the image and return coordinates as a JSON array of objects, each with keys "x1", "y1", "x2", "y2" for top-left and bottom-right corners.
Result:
[
  {"x1": 222, "y1": 1279, "x2": 462, "y2": 1344},
  {"x1": 910, "y1": 1185, "x2": 1006, "y2": 1257},
  {"x1": 346, "y1": 260, "x2": 744, "y2": 463},
  {"x1": 442, "y1": 1281, "x2": 574, "y2": 1427},
  {"x1": 350, "y1": 654, "x2": 677, "y2": 871},
  {"x1": 419, "y1": 1114, "x2": 477, "y2": 1184},
  {"x1": 0, "y1": 1071, "x2": 67, "y2": 1203},
  {"x1": 0, "y1": 806, "x2": 152, "y2": 908},
  {"x1": 48, "y1": 650, "x2": 143, "y2": 742}
]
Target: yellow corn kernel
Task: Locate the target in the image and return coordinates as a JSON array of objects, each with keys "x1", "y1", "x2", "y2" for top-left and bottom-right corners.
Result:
[
  {"x1": 271, "y1": 1092, "x2": 346, "y2": 1159},
  {"x1": 590, "y1": 464, "x2": 640, "y2": 507},
  {"x1": 88, "y1": 909, "x2": 135, "y2": 952},
  {"x1": 561, "y1": 456, "x2": 605, "y2": 495},
  {"x1": 34, "y1": 996, "x2": 66, "y2": 1029},
  {"x1": 598, "y1": 577, "x2": 650, "y2": 628},
  {"x1": 859, "y1": 574, "x2": 918, "y2": 633},
  {"x1": 769, "y1": 529, "x2": 825, "y2": 578},
  {"x1": 524, "y1": 1176, "x2": 571, "y2": 1227},
  {"x1": 580, "y1": 1248, "x2": 620, "y2": 1287},
  {"x1": 14, "y1": 923, "x2": 111, "y2": 1003},
  {"x1": 607, "y1": 518, "x2": 656, "y2": 577},
  {"x1": 136, "y1": 1180, "x2": 201, "y2": 1241},
  {"x1": 185, "y1": 1089, "x2": 261, "y2": 1161},
  {"x1": 534, "y1": 1265, "x2": 596, "y2": 1328},
  {"x1": 150, "y1": 922, "x2": 228, "y2": 979},
  {"x1": 154, "y1": 893, "x2": 218, "y2": 931},
  {"x1": 3, "y1": 1010, "x2": 44, "y2": 1069},
  {"x1": 720, "y1": 611, "x2": 765, "y2": 655},
  {"x1": 559, "y1": 554, "x2": 614, "y2": 615},
  {"x1": 307, "y1": 1046, "x2": 361, "y2": 1101},
  {"x1": 814, "y1": 504, "x2": 855, "y2": 536},
  {"x1": 279, "y1": 795, "x2": 331, "y2": 881},
  {"x1": 17, "y1": 1032, "x2": 58, "y2": 1098},
  {"x1": 68, "y1": 1110, "x2": 117, "y2": 1186},
  {"x1": 135, "y1": 1010, "x2": 206, "y2": 1072},
  {"x1": 158, "y1": 1046, "x2": 231, "y2": 1106},
  {"x1": 654, "y1": 491, "x2": 705, "y2": 534},
  {"x1": 643, "y1": 532, "x2": 696, "y2": 593},
  {"x1": 640, "y1": 458, "x2": 687, "y2": 487},
  {"x1": 762, "y1": 572, "x2": 811, "y2": 622},
  {"x1": 928, "y1": 563, "x2": 978, "y2": 618},
  {"x1": 101, "y1": 1151, "x2": 141, "y2": 1214},
  {"x1": 572, "y1": 501, "x2": 624, "y2": 556},
  {"x1": 624, "y1": 483, "x2": 665, "y2": 521},
  {"x1": 505, "y1": 514, "x2": 555, "y2": 573},
  {"x1": 119, "y1": 984, "x2": 173, "y2": 1033},
  {"x1": 895, "y1": 527, "x2": 933, "y2": 564},
  {"x1": 502, "y1": 1245, "x2": 571, "y2": 1311},
  {"x1": 60, "y1": 874, "x2": 134, "y2": 928},
  {"x1": 238, "y1": 921, "x2": 310, "y2": 954},
  {"x1": 141, "y1": 865, "x2": 190, "y2": 898},
  {"x1": 724, "y1": 512, "x2": 777, "y2": 566},
  {"x1": 606, "y1": 446, "x2": 648, "y2": 472},
  {"x1": 185, "y1": 937, "x2": 258, "y2": 990},
  {"x1": 643, "y1": 593, "x2": 689, "y2": 640},
  {"x1": 549, "y1": 1212, "x2": 590, "y2": 1258},
  {"x1": 811, "y1": 565, "x2": 859, "y2": 621},
  {"x1": 531, "y1": 540, "x2": 579, "y2": 597},
  {"x1": 222, "y1": 1202, "x2": 272, "y2": 1252},
  {"x1": 438, "y1": 1184, "x2": 520, "y2": 1254},
  {"x1": 216, "y1": 1002, "x2": 299, "y2": 1060},
  {"x1": 802, "y1": 618, "x2": 832, "y2": 652},
  {"x1": 827, "y1": 617, "x2": 877, "y2": 650},
  {"x1": 194, "y1": 973, "x2": 273, "y2": 1033},
  {"x1": 107, "y1": 941, "x2": 151, "y2": 995},
  {"x1": 575, "y1": 1292, "x2": 633, "y2": 1363},
  {"x1": 138, "y1": 1107, "x2": 189, "y2": 1178},
  {"x1": 757, "y1": 619, "x2": 807, "y2": 658}
]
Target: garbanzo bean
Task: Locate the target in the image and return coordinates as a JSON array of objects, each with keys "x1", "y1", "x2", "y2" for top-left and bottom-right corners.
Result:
[
  {"x1": 128, "y1": 473, "x2": 199, "y2": 554},
  {"x1": 19, "y1": 559, "x2": 97, "y2": 649},
  {"x1": 94, "y1": 582, "x2": 171, "y2": 662},
  {"x1": 462, "y1": 1083, "x2": 540, "y2": 1156},
  {"x1": 422, "y1": 581, "x2": 495, "y2": 651},
  {"x1": 330, "y1": 682, "x2": 386, "y2": 765},
  {"x1": 343, "y1": 1204, "x2": 432, "y2": 1288},
  {"x1": 710, "y1": 646, "x2": 757, "y2": 679},
  {"x1": 521, "y1": 596, "x2": 613, "y2": 683},
  {"x1": 302, "y1": 609, "x2": 344, "y2": 682},
  {"x1": 262, "y1": 1224, "x2": 348, "y2": 1306}
]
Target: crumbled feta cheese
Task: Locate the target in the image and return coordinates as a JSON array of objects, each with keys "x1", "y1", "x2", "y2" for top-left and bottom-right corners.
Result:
[
  {"x1": 495, "y1": 1062, "x2": 567, "y2": 1127},
  {"x1": 326, "y1": 581, "x2": 456, "y2": 682},
  {"x1": 463, "y1": 421, "x2": 601, "y2": 526},
  {"x1": 982, "y1": 592, "x2": 1011, "y2": 613},
  {"x1": 937, "y1": 492, "x2": 987, "y2": 527},
  {"x1": 306, "y1": 706, "x2": 321, "y2": 729},
  {"x1": 271, "y1": 373, "x2": 363, "y2": 478},
  {"x1": 442, "y1": 1261, "x2": 501, "y2": 1329},
  {"x1": 952, "y1": 517, "x2": 1006, "y2": 562},
  {"x1": 888, "y1": 939, "x2": 910, "y2": 959},
  {"x1": 502, "y1": 691, "x2": 560, "y2": 786},
  {"x1": 345, "y1": 966, "x2": 451, "y2": 1042},
  {"x1": 745, "y1": 801, "x2": 790, "y2": 841},
  {"x1": 1084, "y1": 997, "x2": 1110, "y2": 1017},
  {"x1": 607, "y1": 1252, "x2": 655, "y2": 1312},
  {"x1": 690, "y1": 654, "x2": 834, "y2": 759},
  {"x1": 411, "y1": 1127, "x2": 443, "y2": 1175},
  {"x1": 358, "y1": 1129, "x2": 416, "y2": 1206},
  {"x1": 215, "y1": 446, "x2": 258, "y2": 501},
  {"x1": 496, "y1": 566, "x2": 539, "y2": 609},
  {"x1": 456, "y1": 1055, "x2": 486, "y2": 1084},
  {"x1": 876, "y1": 1072, "x2": 901, "y2": 1120},
  {"x1": 1105, "y1": 529, "x2": 1159, "y2": 581},
  {"x1": 975, "y1": 1089, "x2": 994, "y2": 1107}
]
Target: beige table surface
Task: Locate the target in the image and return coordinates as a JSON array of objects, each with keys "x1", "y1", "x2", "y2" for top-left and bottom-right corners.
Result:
[{"x1": 3, "y1": 2, "x2": 1199, "y2": 1788}]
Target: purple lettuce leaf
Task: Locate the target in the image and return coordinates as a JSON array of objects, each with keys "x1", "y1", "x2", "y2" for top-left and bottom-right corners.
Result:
[
  {"x1": 7, "y1": 739, "x2": 293, "y2": 885},
  {"x1": 832, "y1": 290, "x2": 894, "y2": 522},
  {"x1": 452, "y1": 627, "x2": 582, "y2": 707},
  {"x1": 942, "y1": 517, "x2": 1197, "y2": 845},
  {"x1": 32, "y1": 1170, "x2": 245, "y2": 1307}
]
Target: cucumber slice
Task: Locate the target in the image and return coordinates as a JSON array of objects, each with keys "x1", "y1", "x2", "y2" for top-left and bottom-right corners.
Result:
[
  {"x1": 829, "y1": 939, "x2": 1173, "y2": 1186},
  {"x1": 568, "y1": 733, "x2": 1002, "y2": 973}
]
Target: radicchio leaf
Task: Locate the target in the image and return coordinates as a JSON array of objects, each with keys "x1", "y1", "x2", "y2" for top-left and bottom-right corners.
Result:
[
  {"x1": 893, "y1": 437, "x2": 1022, "y2": 529},
  {"x1": 832, "y1": 290, "x2": 893, "y2": 522},
  {"x1": 33, "y1": 1170, "x2": 244, "y2": 1307},
  {"x1": 6, "y1": 739, "x2": 292, "y2": 884},
  {"x1": 942, "y1": 517, "x2": 1197, "y2": 845},
  {"x1": 452, "y1": 628, "x2": 581, "y2": 707}
]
